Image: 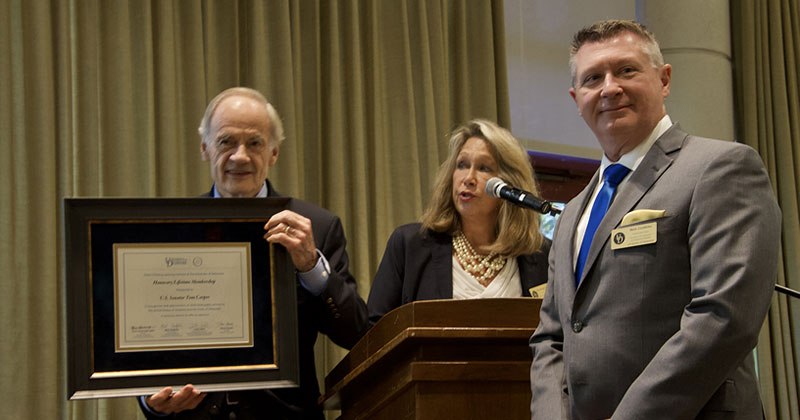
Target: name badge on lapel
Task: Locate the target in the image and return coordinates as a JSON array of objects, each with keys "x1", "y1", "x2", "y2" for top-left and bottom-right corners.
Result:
[
  {"x1": 611, "y1": 209, "x2": 665, "y2": 250},
  {"x1": 611, "y1": 223, "x2": 657, "y2": 249}
]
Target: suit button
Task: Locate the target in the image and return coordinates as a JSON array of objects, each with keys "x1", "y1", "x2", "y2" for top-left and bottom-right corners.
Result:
[
  {"x1": 334, "y1": 313, "x2": 341, "y2": 319},
  {"x1": 209, "y1": 405, "x2": 220, "y2": 415},
  {"x1": 326, "y1": 297, "x2": 334, "y2": 304},
  {"x1": 572, "y1": 321, "x2": 583, "y2": 333}
]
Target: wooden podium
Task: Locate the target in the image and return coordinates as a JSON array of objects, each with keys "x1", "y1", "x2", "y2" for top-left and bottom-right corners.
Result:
[{"x1": 321, "y1": 298, "x2": 541, "y2": 420}]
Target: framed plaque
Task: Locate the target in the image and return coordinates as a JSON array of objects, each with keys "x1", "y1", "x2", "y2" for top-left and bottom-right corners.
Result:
[{"x1": 63, "y1": 198, "x2": 299, "y2": 399}]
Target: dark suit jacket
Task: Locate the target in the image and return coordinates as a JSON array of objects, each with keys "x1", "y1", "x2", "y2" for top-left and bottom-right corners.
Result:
[
  {"x1": 530, "y1": 125, "x2": 781, "y2": 420},
  {"x1": 141, "y1": 180, "x2": 367, "y2": 420},
  {"x1": 367, "y1": 222, "x2": 550, "y2": 327}
]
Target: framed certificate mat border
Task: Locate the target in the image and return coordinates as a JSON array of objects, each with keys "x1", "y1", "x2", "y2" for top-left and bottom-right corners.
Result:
[{"x1": 63, "y1": 198, "x2": 299, "y2": 400}]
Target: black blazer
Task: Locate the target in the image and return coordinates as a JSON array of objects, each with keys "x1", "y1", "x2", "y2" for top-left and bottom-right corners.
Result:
[
  {"x1": 366, "y1": 223, "x2": 550, "y2": 327},
  {"x1": 141, "y1": 180, "x2": 367, "y2": 420}
]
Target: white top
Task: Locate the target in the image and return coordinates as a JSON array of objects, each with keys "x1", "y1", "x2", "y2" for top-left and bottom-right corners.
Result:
[{"x1": 452, "y1": 255, "x2": 521, "y2": 299}]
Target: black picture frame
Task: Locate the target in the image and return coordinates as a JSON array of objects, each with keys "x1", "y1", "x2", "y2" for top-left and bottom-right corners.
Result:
[{"x1": 63, "y1": 197, "x2": 299, "y2": 399}]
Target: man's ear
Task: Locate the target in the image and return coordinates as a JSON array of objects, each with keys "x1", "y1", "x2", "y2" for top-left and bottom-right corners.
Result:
[
  {"x1": 569, "y1": 87, "x2": 580, "y2": 113},
  {"x1": 660, "y1": 64, "x2": 672, "y2": 98},
  {"x1": 268, "y1": 146, "x2": 279, "y2": 167},
  {"x1": 200, "y1": 141, "x2": 209, "y2": 161}
]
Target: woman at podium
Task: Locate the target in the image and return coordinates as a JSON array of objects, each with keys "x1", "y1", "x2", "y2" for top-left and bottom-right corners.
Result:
[{"x1": 366, "y1": 119, "x2": 550, "y2": 328}]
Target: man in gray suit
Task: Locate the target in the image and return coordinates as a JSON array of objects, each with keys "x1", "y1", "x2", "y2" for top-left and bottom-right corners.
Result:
[{"x1": 529, "y1": 20, "x2": 781, "y2": 419}]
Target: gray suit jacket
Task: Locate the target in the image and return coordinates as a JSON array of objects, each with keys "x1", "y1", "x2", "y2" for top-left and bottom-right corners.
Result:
[{"x1": 529, "y1": 124, "x2": 781, "y2": 420}]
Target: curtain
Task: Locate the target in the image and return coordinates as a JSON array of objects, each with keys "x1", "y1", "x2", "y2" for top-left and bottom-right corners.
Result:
[
  {"x1": 731, "y1": 0, "x2": 800, "y2": 418},
  {"x1": 0, "y1": 1, "x2": 509, "y2": 418}
]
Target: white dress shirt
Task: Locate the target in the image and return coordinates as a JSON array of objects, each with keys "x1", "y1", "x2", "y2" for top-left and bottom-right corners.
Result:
[{"x1": 573, "y1": 115, "x2": 673, "y2": 269}]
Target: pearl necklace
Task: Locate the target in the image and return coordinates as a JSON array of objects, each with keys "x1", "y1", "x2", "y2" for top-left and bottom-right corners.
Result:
[{"x1": 452, "y1": 231, "x2": 507, "y2": 287}]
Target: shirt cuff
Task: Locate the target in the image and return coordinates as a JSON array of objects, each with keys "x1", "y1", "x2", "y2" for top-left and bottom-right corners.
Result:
[
  {"x1": 138, "y1": 395, "x2": 170, "y2": 417},
  {"x1": 297, "y1": 249, "x2": 331, "y2": 296}
]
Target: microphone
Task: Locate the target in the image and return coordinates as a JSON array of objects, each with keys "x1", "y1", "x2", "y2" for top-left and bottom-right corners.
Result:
[{"x1": 485, "y1": 177, "x2": 559, "y2": 215}]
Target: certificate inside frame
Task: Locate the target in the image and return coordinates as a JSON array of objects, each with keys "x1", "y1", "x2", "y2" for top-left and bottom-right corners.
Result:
[
  {"x1": 64, "y1": 197, "x2": 299, "y2": 400},
  {"x1": 113, "y1": 242, "x2": 255, "y2": 352}
]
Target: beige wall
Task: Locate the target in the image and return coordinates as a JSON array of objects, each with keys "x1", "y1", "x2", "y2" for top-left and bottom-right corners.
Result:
[
  {"x1": 505, "y1": 0, "x2": 636, "y2": 159},
  {"x1": 640, "y1": 0, "x2": 735, "y2": 142},
  {"x1": 505, "y1": 0, "x2": 734, "y2": 158}
]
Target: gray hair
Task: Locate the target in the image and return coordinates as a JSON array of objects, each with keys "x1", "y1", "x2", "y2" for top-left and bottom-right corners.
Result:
[
  {"x1": 569, "y1": 20, "x2": 664, "y2": 85},
  {"x1": 198, "y1": 87, "x2": 285, "y2": 150}
]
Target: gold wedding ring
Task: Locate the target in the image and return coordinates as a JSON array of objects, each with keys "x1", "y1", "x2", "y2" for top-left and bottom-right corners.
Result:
[{"x1": 284, "y1": 225, "x2": 291, "y2": 235}]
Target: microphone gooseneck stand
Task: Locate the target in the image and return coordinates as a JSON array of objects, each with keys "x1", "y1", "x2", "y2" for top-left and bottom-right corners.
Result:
[{"x1": 775, "y1": 284, "x2": 800, "y2": 299}]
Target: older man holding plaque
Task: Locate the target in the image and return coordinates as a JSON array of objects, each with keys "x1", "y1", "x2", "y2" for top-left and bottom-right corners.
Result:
[{"x1": 138, "y1": 87, "x2": 367, "y2": 419}]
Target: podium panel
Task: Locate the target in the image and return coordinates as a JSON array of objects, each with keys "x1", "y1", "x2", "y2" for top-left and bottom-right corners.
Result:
[{"x1": 321, "y1": 298, "x2": 541, "y2": 419}]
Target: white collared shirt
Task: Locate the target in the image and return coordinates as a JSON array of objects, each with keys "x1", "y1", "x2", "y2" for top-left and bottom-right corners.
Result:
[
  {"x1": 212, "y1": 182, "x2": 269, "y2": 198},
  {"x1": 572, "y1": 115, "x2": 673, "y2": 268}
]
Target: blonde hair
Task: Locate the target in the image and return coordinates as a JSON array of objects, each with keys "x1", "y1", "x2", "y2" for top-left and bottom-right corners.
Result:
[{"x1": 420, "y1": 119, "x2": 544, "y2": 257}]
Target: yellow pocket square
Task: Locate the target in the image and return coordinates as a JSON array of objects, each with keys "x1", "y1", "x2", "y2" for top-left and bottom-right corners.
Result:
[
  {"x1": 529, "y1": 284, "x2": 547, "y2": 298},
  {"x1": 620, "y1": 209, "x2": 666, "y2": 227}
]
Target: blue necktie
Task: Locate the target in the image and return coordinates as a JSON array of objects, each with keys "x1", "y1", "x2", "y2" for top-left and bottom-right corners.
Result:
[{"x1": 575, "y1": 163, "x2": 630, "y2": 286}]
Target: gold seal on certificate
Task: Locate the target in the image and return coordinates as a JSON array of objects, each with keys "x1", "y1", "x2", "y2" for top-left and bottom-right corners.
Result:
[{"x1": 114, "y1": 243, "x2": 254, "y2": 352}]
